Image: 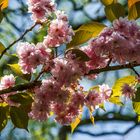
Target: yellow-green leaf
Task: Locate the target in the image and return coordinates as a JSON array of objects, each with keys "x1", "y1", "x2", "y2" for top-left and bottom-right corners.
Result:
[
  {"x1": 0, "y1": 42, "x2": 9, "y2": 55},
  {"x1": 8, "y1": 64, "x2": 31, "y2": 81},
  {"x1": 67, "y1": 22, "x2": 106, "y2": 48},
  {"x1": 109, "y1": 96, "x2": 123, "y2": 106},
  {"x1": 0, "y1": 42, "x2": 5, "y2": 53},
  {"x1": 128, "y1": 1, "x2": 140, "y2": 19},
  {"x1": 71, "y1": 114, "x2": 82, "y2": 133},
  {"x1": 138, "y1": 116, "x2": 140, "y2": 122},
  {"x1": 99, "y1": 103, "x2": 106, "y2": 111},
  {"x1": 89, "y1": 85, "x2": 99, "y2": 92},
  {"x1": 88, "y1": 107, "x2": 94, "y2": 125},
  {"x1": 100, "y1": 0, "x2": 117, "y2": 6},
  {"x1": 112, "y1": 76, "x2": 137, "y2": 97},
  {"x1": 90, "y1": 112, "x2": 94, "y2": 125},
  {"x1": 105, "y1": 3, "x2": 125, "y2": 22},
  {"x1": 0, "y1": 0, "x2": 8, "y2": 10}
]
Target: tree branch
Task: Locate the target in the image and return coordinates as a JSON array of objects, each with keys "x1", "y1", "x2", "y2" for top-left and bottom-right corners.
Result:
[
  {"x1": 58, "y1": 113, "x2": 139, "y2": 140},
  {"x1": 88, "y1": 63, "x2": 140, "y2": 75},
  {"x1": 75, "y1": 123, "x2": 140, "y2": 137},
  {"x1": 0, "y1": 81, "x2": 41, "y2": 95},
  {"x1": 0, "y1": 22, "x2": 41, "y2": 60},
  {"x1": 0, "y1": 63, "x2": 140, "y2": 95}
]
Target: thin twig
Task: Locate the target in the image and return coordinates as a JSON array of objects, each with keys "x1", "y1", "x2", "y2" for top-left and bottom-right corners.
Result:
[
  {"x1": 131, "y1": 67, "x2": 139, "y2": 76},
  {"x1": 0, "y1": 22, "x2": 41, "y2": 60},
  {"x1": 88, "y1": 63, "x2": 140, "y2": 75},
  {"x1": 34, "y1": 70, "x2": 45, "y2": 82}
]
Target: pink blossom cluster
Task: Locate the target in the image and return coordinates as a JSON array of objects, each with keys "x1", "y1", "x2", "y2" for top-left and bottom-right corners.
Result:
[
  {"x1": 81, "y1": 45, "x2": 109, "y2": 79},
  {"x1": 28, "y1": 0, "x2": 56, "y2": 21},
  {"x1": 122, "y1": 84, "x2": 136, "y2": 99},
  {"x1": 29, "y1": 54, "x2": 87, "y2": 123},
  {"x1": 86, "y1": 84, "x2": 112, "y2": 108},
  {"x1": 0, "y1": 74, "x2": 17, "y2": 106},
  {"x1": 17, "y1": 42, "x2": 51, "y2": 74},
  {"x1": 43, "y1": 11, "x2": 74, "y2": 47},
  {"x1": 29, "y1": 65, "x2": 112, "y2": 125},
  {"x1": 87, "y1": 18, "x2": 140, "y2": 64}
]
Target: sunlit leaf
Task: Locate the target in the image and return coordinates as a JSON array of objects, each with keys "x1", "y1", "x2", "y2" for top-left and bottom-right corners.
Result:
[
  {"x1": 0, "y1": 10, "x2": 3, "y2": 23},
  {"x1": 0, "y1": 42, "x2": 5, "y2": 54},
  {"x1": 65, "y1": 48, "x2": 90, "y2": 61},
  {"x1": 89, "y1": 107, "x2": 94, "y2": 125},
  {"x1": 8, "y1": 64, "x2": 31, "y2": 81},
  {"x1": 71, "y1": 114, "x2": 82, "y2": 133},
  {"x1": 100, "y1": 0, "x2": 117, "y2": 6},
  {"x1": 99, "y1": 103, "x2": 106, "y2": 111},
  {"x1": 109, "y1": 96, "x2": 123, "y2": 106},
  {"x1": 132, "y1": 87, "x2": 140, "y2": 121},
  {"x1": 105, "y1": 3, "x2": 125, "y2": 22},
  {"x1": 49, "y1": 111, "x2": 54, "y2": 116},
  {"x1": 89, "y1": 85, "x2": 99, "y2": 92},
  {"x1": 0, "y1": 106, "x2": 9, "y2": 131},
  {"x1": 138, "y1": 116, "x2": 140, "y2": 122},
  {"x1": 128, "y1": 0, "x2": 140, "y2": 8},
  {"x1": 10, "y1": 106, "x2": 29, "y2": 130},
  {"x1": 128, "y1": 2, "x2": 140, "y2": 19},
  {"x1": 0, "y1": 0, "x2": 8, "y2": 10},
  {"x1": 67, "y1": 22, "x2": 106, "y2": 48},
  {"x1": 112, "y1": 76, "x2": 137, "y2": 97}
]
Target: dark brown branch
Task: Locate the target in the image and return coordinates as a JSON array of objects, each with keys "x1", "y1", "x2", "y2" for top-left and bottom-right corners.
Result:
[
  {"x1": 0, "y1": 63, "x2": 140, "y2": 95},
  {"x1": 131, "y1": 67, "x2": 139, "y2": 76},
  {"x1": 0, "y1": 22, "x2": 41, "y2": 60},
  {"x1": 88, "y1": 63, "x2": 140, "y2": 75},
  {"x1": 0, "y1": 81, "x2": 41, "y2": 95}
]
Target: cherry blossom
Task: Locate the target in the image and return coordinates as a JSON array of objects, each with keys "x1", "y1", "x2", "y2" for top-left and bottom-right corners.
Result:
[
  {"x1": 28, "y1": 0, "x2": 56, "y2": 21},
  {"x1": 122, "y1": 84, "x2": 136, "y2": 99}
]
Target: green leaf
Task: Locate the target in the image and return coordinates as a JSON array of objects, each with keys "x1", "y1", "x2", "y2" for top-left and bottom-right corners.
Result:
[
  {"x1": 132, "y1": 87, "x2": 140, "y2": 120},
  {"x1": 0, "y1": 10, "x2": 3, "y2": 23},
  {"x1": 89, "y1": 85, "x2": 99, "y2": 92},
  {"x1": 65, "y1": 48, "x2": 90, "y2": 61},
  {"x1": 105, "y1": 3, "x2": 125, "y2": 22},
  {"x1": 0, "y1": 42, "x2": 9, "y2": 55},
  {"x1": 100, "y1": 0, "x2": 117, "y2": 6},
  {"x1": 88, "y1": 107, "x2": 94, "y2": 125},
  {"x1": 128, "y1": 2, "x2": 140, "y2": 19},
  {"x1": 99, "y1": 103, "x2": 106, "y2": 111},
  {"x1": 67, "y1": 22, "x2": 106, "y2": 48},
  {"x1": 112, "y1": 76, "x2": 137, "y2": 97},
  {"x1": 10, "y1": 106, "x2": 29, "y2": 130},
  {"x1": 0, "y1": 106, "x2": 9, "y2": 131},
  {"x1": 9, "y1": 92, "x2": 33, "y2": 106},
  {"x1": 8, "y1": 64, "x2": 31, "y2": 81},
  {"x1": 109, "y1": 96, "x2": 123, "y2": 106},
  {"x1": 0, "y1": 42, "x2": 5, "y2": 54}
]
